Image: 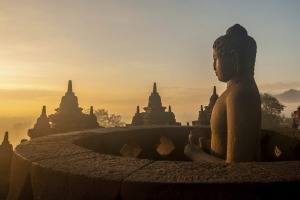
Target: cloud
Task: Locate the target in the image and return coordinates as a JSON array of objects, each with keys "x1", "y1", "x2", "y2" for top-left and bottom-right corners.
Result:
[
  {"x1": 0, "y1": 88, "x2": 61, "y2": 100},
  {"x1": 258, "y1": 81, "x2": 300, "y2": 94},
  {"x1": 0, "y1": 88, "x2": 62, "y2": 118},
  {"x1": 0, "y1": 116, "x2": 34, "y2": 148}
]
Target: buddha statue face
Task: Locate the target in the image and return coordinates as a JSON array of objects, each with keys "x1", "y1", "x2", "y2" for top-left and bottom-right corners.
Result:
[
  {"x1": 213, "y1": 48, "x2": 237, "y2": 82},
  {"x1": 213, "y1": 24, "x2": 257, "y2": 80}
]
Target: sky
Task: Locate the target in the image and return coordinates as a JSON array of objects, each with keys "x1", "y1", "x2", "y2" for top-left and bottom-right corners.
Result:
[{"x1": 1, "y1": 1, "x2": 300, "y2": 145}]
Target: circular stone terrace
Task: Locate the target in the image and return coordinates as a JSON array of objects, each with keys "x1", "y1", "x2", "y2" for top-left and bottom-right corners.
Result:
[{"x1": 7, "y1": 126, "x2": 300, "y2": 200}]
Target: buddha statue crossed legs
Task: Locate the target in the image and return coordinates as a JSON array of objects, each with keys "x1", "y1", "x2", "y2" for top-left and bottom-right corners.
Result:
[{"x1": 185, "y1": 24, "x2": 261, "y2": 163}]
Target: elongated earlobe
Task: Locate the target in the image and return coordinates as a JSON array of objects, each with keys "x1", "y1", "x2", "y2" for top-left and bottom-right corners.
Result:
[{"x1": 231, "y1": 50, "x2": 239, "y2": 74}]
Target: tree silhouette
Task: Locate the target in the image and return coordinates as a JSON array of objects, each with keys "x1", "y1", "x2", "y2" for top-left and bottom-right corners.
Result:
[
  {"x1": 86, "y1": 108, "x2": 126, "y2": 127},
  {"x1": 260, "y1": 93, "x2": 290, "y2": 129}
]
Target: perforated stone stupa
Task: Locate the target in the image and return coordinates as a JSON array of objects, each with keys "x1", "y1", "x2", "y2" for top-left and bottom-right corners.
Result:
[
  {"x1": 0, "y1": 132, "x2": 13, "y2": 199},
  {"x1": 130, "y1": 83, "x2": 181, "y2": 126},
  {"x1": 49, "y1": 80, "x2": 100, "y2": 133},
  {"x1": 28, "y1": 106, "x2": 56, "y2": 139},
  {"x1": 293, "y1": 106, "x2": 300, "y2": 129},
  {"x1": 192, "y1": 86, "x2": 218, "y2": 126}
]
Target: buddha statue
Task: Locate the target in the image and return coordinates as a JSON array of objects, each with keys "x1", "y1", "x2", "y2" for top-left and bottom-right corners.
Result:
[{"x1": 185, "y1": 24, "x2": 261, "y2": 163}]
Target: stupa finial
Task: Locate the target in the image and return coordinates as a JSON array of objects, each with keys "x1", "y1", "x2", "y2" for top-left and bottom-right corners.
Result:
[
  {"x1": 41, "y1": 105, "x2": 46, "y2": 117},
  {"x1": 153, "y1": 82, "x2": 157, "y2": 93},
  {"x1": 2, "y1": 131, "x2": 9, "y2": 145},
  {"x1": 90, "y1": 106, "x2": 94, "y2": 115},
  {"x1": 68, "y1": 80, "x2": 73, "y2": 93}
]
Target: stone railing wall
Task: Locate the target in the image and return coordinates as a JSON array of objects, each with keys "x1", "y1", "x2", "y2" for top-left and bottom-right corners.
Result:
[{"x1": 6, "y1": 126, "x2": 300, "y2": 200}]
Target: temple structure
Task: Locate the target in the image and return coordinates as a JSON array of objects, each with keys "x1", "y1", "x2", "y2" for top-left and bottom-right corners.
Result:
[
  {"x1": 0, "y1": 132, "x2": 13, "y2": 158},
  {"x1": 49, "y1": 80, "x2": 99, "y2": 133},
  {"x1": 0, "y1": 132, "x2": 13, "y2": 199},
  {"x1": 292, "y1": 106, "x2": 300, "y2": 129},
  {"x1": 131, "y1": 106, "x2": 143, "y2": 126},
  {"x1": 86, "y1": 106, "x2": 101, "y2": 129},
  {"x1": 130, "y1": 83, "x2": 181, "y2": 126},
  {"x1": 28, "y1": 106, "x2": 56, "y2": 139},
  {"x1": 192, "y1": 86, "x2": 218, "y2": 126}
]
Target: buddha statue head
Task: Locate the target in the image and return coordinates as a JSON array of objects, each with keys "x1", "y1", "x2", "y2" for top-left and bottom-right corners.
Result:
[{"x1": 212, "y1": 24, "x2": 257, "y2": 82}]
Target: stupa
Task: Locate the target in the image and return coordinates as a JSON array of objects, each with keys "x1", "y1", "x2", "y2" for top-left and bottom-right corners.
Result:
[
  {"x1": 0, "y1": 132, "x2": 13, "y2": 199},
  {"x1": 28, "y1": 106, "x2": 56, "y2": 139},
  {"x1": 292, "y1": 106, "x2": 300, "y2": 129},
  {"x1": 0, "y1": 131, "x2": 13, "y2": 155},
  {"x1": 130, "y1": 82, "x2": 181, "y2": 126},
  {"x1": 49, "y1": 80, "x2": 99, "y2": 133},
  {"x1": 131, "y1": 106, "x2": 143, "y2": 126},
  {"x1": 193, "y1": 86, "x2": 218, "y2": 126},
  {"x1": 86, "y1": 106, "x2": 101, "y2": 129}
]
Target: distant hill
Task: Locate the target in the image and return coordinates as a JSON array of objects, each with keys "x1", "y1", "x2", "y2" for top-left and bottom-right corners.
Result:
[{"x1": 274, "y1": 89, "x2": 300, "y2": 103}]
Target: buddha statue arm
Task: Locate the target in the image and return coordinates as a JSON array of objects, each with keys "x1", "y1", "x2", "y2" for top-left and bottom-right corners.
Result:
[
  {"x1": 184, "y1": 131, "x2": 225, "y2": 163},
  {"x1": 226, "y1": 88, "x2": 261, "y2": 163},
  {"x1": 184, "y1": 143, "x2": 225, "y2": 163}
]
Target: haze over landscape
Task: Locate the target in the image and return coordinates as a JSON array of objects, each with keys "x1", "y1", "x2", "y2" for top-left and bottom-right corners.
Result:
[{"x1": 1, "y1": 1, "x2": 300, "y2": 146}]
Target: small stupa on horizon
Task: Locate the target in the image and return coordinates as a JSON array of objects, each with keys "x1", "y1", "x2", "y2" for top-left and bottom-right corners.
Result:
[
  {"x1": 292, "y1": 106, "x2": 300, "y2": 129},
  {"x1": 192, "y1": 86, "x2": 218, "y2": 126},
  {"x1": 130, "y1": 82, "x2": 181, "y2": 126},
  {"x1": 48, "y1": 80, "x2": 100, "y2": 133},
  {"x1": 28, "y1": 105, "x2": 56, "y2": 139}
]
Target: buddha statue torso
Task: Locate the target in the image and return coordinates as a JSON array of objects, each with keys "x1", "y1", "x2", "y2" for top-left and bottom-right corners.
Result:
[
  {"x1": 210, "y1": 87, "x2": 227, "y2": 159},
  {"x1": 210, "y1": 77, "x2": 261, "y2": 162}
]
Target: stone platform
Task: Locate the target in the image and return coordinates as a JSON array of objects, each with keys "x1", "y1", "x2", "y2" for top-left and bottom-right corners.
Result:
[{"x1": 7, "y1": 126, "x2": 300, "y2": 200}]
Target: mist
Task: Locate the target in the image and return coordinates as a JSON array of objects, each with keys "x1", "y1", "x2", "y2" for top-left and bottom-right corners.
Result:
[{"x1": 0, "y1": 116, "x2": 34, "y2": 148}]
